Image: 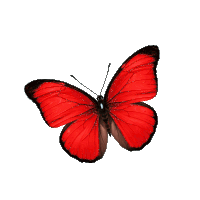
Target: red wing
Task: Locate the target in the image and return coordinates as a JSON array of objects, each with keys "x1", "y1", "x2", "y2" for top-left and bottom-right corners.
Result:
[
  {"x1": 105, "y1": 45, "x2": 159, "y2": 105},
  {"x1": 60, "y1": 116, "x2": 108, "y2": 162},
  {"x1": 105, "y1": 46, "x2": 159, "y2": 150},
  {"x1": 109, "y1": 102, "x2": 157, "y2": 150},
  {"x1": 25, "y1": 79, "x2": 108, "y2": 162},
  {"x1": 25, "y1": 79, "x2": 97, "y2": 127}
]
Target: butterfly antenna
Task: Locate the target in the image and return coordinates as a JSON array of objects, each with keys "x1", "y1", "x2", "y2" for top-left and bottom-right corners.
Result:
[
  {"x1": 100, "y1": 63, "x2": 111, "y2": 95},
  {"x1": 70, "y1": 75, "x2": 98, "y2": 96}
]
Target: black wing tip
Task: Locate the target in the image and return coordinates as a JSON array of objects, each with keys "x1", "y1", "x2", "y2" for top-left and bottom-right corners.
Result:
[
  {"x1": 144, "y1": 45, "x2": 159, "y2": 50},
  {"x1": 24, "y1": 81, "x2": 36, "y2": 100},
  {"x1": 24, "y1": 79, "x2": 57, "y2": 99},
  {"x1": 139, "y1": 45, "x2": 160, "y2": 63}
]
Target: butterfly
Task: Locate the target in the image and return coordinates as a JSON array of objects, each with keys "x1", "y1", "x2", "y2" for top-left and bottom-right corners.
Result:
[{"x1": 25, "y1": 45, "x2": 159, "y2": 163}]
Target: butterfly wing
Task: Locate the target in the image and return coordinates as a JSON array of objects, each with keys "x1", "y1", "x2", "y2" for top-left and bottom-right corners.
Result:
[
  {"x1": 105, "y1": 45, "x2": 159, "y2": 150},
  {"x1": 25, "y1": 79, "x2": 108, "y2": 162}
]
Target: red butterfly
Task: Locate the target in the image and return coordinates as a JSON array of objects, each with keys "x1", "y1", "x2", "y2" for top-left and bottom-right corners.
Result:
[{"x1": 25, "y1": 45, "x2": 159, "y2": 163}]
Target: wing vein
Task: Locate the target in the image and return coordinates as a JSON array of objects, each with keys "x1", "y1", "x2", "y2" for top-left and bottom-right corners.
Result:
[{"x1": 110, "y1": 111, "x2": 153, "y2": 128}]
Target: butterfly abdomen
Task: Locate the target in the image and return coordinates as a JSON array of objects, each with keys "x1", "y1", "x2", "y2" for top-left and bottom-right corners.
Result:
[{"x1": 101, "y1": 111, "x2": 111, "y2": 136}]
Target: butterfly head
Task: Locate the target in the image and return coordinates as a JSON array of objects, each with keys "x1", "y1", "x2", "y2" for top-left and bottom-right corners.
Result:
[
  {"x1": 97, "y1": 95, "x2": 104, "y2": 111},
  {"x1": 97, "y1": 95, "x2": 103, "y2": 101}
]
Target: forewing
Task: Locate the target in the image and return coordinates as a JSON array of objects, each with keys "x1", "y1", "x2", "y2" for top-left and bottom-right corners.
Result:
[
  {"x1": 25, "y1": 79, "x2": 97, "y2": 127},
  {"x1": 105, "y1": 45, "x2": 159, "y2": 105}
]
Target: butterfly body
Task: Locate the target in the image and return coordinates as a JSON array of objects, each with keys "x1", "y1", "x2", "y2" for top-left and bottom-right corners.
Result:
[
  {"x1": 25, "y1": 45, "x2": 159, "y2": 162},
  {"x1": 96, "y1": 95, "x2": 110, "y2": 133}
]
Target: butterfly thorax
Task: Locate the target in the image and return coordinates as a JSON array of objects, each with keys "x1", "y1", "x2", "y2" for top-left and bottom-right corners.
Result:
[{"x1": 97, "y1": 95, "x2": 111, "y2": 136}]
